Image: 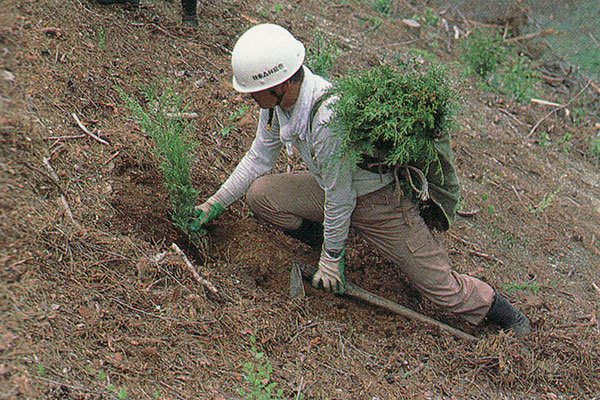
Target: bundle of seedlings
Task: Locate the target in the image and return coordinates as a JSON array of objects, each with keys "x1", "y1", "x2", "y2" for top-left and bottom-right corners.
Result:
[{"x1": 326, "y1": 62, "x2": 461, "y2": 229}]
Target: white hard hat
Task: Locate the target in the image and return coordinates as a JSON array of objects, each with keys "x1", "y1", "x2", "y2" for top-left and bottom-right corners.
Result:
[{"x1": 231, "y1": 24, "x2": 305, "y2": 93}]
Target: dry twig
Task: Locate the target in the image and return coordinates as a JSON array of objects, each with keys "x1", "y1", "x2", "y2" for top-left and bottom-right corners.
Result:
[
  {"x1": 505, "y1": 28, "x2": 556, "y2": 43},
  {"x1": 170, "y1": 243, "x2": 218, "y2": 294},
  {"x1": 42, "y1": 134, "x2": 86, "y2": 141},
  {"x1": 448, "y1": 232, "x2": 504, "y2": 265},
  {"x1": 42, "y1": 157, "x2": 81, "y2": 229},
  {"x1": 592, "y1": 282, "x2": 600, "y2": 298},
  {"x1": 166, "y1": 112, "x2": 201, "y2": 119},
  {"x1": 527, "y1": 80, "x2": 592, "y2": 138},
  {"x1": 530, "y1": 98, "x2": 563, "y2": 108},
  {"x1": 72, "y1": 113, "x2": 110, "y2": 145}
]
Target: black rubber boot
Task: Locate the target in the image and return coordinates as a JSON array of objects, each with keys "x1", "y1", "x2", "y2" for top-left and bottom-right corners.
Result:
[
  {"x1": 181, "y1": 0, "x2": 198, "y2": 27},
  {"x1": 284, "y1": 219, "x2": 324, "y2": 251},
  {"x1": 486, "y1": 292, "x2": 531, "y2": 338}
]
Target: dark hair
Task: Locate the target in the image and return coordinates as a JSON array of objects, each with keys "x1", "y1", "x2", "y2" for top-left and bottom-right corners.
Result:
[{"x1": 288, "y1": 65, "x2": 304, "y2": 84}]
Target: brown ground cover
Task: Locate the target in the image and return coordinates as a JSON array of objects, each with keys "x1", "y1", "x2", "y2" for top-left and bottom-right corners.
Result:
[{"x1": 1, "y1": 0, "x2": 600, "y2": 399}]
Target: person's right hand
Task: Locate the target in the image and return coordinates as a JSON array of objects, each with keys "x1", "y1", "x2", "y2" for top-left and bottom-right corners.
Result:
[{"x1": 190, "y1": 200, "x2": 225, "y2": 232}]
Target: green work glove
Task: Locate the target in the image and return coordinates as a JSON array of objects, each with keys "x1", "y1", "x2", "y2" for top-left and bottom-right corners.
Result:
[
  {"x1": 189, "y1": 200, "x2": 225, "y2": 232},
  {"x1": 312, "y1": 248, "x2": 346, "y2": 294}
]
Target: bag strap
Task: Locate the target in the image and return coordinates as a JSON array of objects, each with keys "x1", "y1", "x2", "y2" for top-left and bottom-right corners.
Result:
[
  {"x1": 266, "y1": 92, "x2": 332, "y2": 132},
  {"x1": 309, "y1": 92, "x2": 333, "y2": 133}
]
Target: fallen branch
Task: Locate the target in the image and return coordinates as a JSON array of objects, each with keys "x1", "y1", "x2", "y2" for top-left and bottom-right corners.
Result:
[
  {"x1": 72, "y1": 113, "x2": 110, "y2": 145},
  {"x1": 505, "y1": 28, "x2": 556, "y2": 43},
  {"x1": 592, "y1": 282, "x2": 600, "y2": 298},
  {"x1": 527, "y1": 80, "x2": 592, "y2": 138},
  {"x1": 590, "y1": 80, "x2": 600, "y2": 96},
  {"x1": 498, "y1": 107, "x2": 530, "y2": 127},
  {"x1": 170, "y1": 243, "x2": 218, "y2": 294},
  {"x1": 448, "y1": 232, "x2": 504, "y2": 265},
  {"x1": 294, "y1": 262, "x2": 479, "y2": 342},
  {"x1": 530, "y1": 98, "x2": 563, "y2": 108},
  {"x1": 42, "y1": 134, "x2": 86, "y2": 141},
  {"x1": 42, "y1": 157, "x2": 81, "y2": 229},
  {"x1": 456, "y1": 209, "x2": 479, "y2": 218},
  {"x1": 166, "y1": 112, "x2": 201, "y2": 120},
  {"x1": 104, "y1": 151, "x2": 120, "y2": 165}
]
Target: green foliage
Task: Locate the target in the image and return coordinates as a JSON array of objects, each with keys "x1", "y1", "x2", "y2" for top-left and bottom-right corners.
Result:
[
  {"x1": 98, "y1": 26, "x2": 106, "y2": 49},
  {"x1": 358, "y1": 14, "x2": 383, "y2": 30},
  {"x1": 529, "y1": 187, "x2": 560, "y2": 213},
  {"x1": 406, "y1": 48, "x2": 438, "y2": 63},
  {"x1": 326, "y1": 62, "x2": 459, "y2": 172},
  {"x1": 230, "y1": 104, "x2": 249, "y2": 122},
  {"x1": 37, "y1": 363, "x2": 47, "y2": 377},
  {"x1": 591, "y1": 133, "x2": 600, "y2": 161},
  {"x1": 239, "y1": 336, "x2": 286, "y2": 400},
  {"x1": 116, "y1": 84, "x2": 200, "y2": 238},
  {"x1": 413, "y1": 7, "x2": 441, "y2": 28},
  {"x1": 306, "y1": 31, "x2": 340, "y2": 78},
  {"x1": 487, "y1": 55, "x2": 539, "y2": 103},
  {"x1": 503, "y1": 281, "x2": 541, "y2": 294},
  {"x1": 460, "y1": 31, "x2": 506, "y2": 79},
  {"x1": 371, "y1": 0, "x2": 392, "y2": 15},
  {"x1": 117, "y1": 388, "x2": 128, "y2": 400},
  {"x1": 460, "y1": 30, "x2": 539, "y2": 102}
]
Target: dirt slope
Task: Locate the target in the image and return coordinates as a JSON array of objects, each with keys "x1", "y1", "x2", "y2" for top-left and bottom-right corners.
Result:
[{"x1": 1, "y1": 0, "x2": 600, "y2": 399}]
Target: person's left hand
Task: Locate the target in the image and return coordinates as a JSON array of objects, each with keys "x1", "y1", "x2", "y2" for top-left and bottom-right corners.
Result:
[
  {"x1": 190, "y1": 200, "x2": 225, "y2": 232},
  {"x1": 312, "y1": 248, "x2": 346, "y2": 294}
]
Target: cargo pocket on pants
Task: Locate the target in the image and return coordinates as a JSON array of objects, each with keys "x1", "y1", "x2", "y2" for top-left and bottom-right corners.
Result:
[{"x1": 405, "y1": 227, "x2": 442, "y2": 260}]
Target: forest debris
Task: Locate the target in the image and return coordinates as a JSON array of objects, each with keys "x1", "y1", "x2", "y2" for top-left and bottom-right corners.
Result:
[
  {"x1": 104, "y1": 151, "x2": 120, "y2": 165},
  {"x1": 527, "y1": 80, "x2": 592, "y2": 138},
  {"x1": 294, "y1": 262, "x2": 480, "y2": 342},
  {"x1": 531, "y1": 98, "x2": 563, "y2": 108},
  {"x1": 448, "y1": 232, "x2": 504, "y2": 265},
  {"x1": 72, "y1": 113, "x2": 110, "y2": 145},
  {"x1": 166, "y1": 112, "x2": 201, "y2": 119},
  {"x1": 42, "y1": 156, "x2": 81, "y2": 229},
  {"x1": 42, "y1": 134, "x2": 86, "y2": 141},
  {"x1": 41, "y1": 27, "x2": 62, "y2": 37},
  {"x1": 590, "y1": 80, "x2": 600, "y2": 96},
  {"x1": 505, "y1": 28, "x2": 556, "y2": 43},
  {"x1": 592, "y1": 283, "x2": 600, "y2": 298},
  {"x1": 457, "y1": 209, "x2": 479, "y2": 218},
  {"x1": 401, "y1": 19, "x2": 421, "y2": 29},
  {"x1": 2, "y1": 70, "x2": 16, "y2": 83},
  {"x1": 170, "y1": 243, "x2": 218, "y2": 294}
]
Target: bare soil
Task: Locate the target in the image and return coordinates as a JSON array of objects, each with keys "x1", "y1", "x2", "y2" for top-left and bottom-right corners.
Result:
[{"x1": 1, "y1": 0, "x2": 600, "y2": 399}]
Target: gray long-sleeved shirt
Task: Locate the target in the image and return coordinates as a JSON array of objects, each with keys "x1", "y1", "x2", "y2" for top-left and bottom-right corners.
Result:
[{"x1": 210, "y1": 67, "x2": 393, "y2": 251}]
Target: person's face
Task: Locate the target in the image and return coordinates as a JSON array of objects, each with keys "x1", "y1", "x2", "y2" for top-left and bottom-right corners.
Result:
[{"x1": 249, "y1": 83, "x2": 287, "y2": 109}]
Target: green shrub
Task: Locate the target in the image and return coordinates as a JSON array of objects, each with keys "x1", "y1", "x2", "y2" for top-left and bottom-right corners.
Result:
[
  {"x1": 326, "y1": 62, "x2": 459, "y2": 172},
  {"x1": 460, "y1": 30, "x2": 539, "y2": 102},
  {"x1": 413, "y1": 7, "x2": 441, "y2": 28},
  {"x1": 460, "y1": 31, "x2": 506, "y2": 79},
  {"x1": 371, "y1": 0, "x2": 392, "y2": 15},
  {"x1": 306, "y1": 31, "x2": 340, "y2": 78},
  {"x1": 239, "y1": 336, "x2": 286, "y2": 400},
  {"x1": 117, "y1": 84, "x2": 200, "y2": 238}
]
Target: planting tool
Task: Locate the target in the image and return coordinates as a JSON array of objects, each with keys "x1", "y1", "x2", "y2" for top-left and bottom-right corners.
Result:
[{"x1": 291, "y1": 261, "x2": 479, "y2": 342}]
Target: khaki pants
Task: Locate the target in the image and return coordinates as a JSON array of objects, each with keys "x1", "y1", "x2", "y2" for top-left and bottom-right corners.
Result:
[{"x1": 246, "y1": 171, "x2": 495, "y2": 324}]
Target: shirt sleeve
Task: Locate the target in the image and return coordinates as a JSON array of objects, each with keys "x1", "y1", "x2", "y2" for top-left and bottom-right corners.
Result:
[
  {"x1": 210, "y1": 109, "x2": 282, "y2": 207},
  {"x1": 311, "y1": 105, "x2": 357, "y2": 252}
]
